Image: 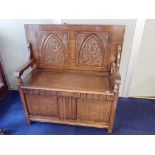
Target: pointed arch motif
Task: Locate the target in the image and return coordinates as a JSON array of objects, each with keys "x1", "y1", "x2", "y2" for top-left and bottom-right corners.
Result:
[
  {"x1": 79, "y1": 34, "x2": 104, "y2": 66},
  {"x1": 42, "y1": 33, "x2": 66, "y2": 65}
]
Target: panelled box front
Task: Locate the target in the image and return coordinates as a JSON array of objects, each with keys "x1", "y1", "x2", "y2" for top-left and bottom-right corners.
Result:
[{"x1": 23, "y1": 89, "x2": 113, "y2": 124}]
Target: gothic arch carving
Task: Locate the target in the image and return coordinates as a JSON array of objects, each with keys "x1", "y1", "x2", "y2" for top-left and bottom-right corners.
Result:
[
  {"x1": 78, "y1": 34, "x2": 104, "y2": 66},
  {"x1": 42, "y1": 33, "x2": 66, "y2": 65}
]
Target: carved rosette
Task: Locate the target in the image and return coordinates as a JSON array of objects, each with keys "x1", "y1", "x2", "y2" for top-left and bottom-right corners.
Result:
[
  {"x1": 41, "y1": 32, "x2": 68, "y2": 65},
  {"x1": 77, "y1": 33, "x2": 111, "y2": 67}
]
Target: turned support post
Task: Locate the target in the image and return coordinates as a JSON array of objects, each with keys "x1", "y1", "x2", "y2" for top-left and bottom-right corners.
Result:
[{"x1": 108, "y1": 45, "x2": 122, "y2": 133}]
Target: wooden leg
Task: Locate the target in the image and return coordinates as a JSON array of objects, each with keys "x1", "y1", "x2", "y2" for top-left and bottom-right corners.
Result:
[
  {"x1": 108, "y1": 93, "x2": 119, "y2": 133},
  {"x1": 107, "y1": 128, "x2": 112, "y2": 134},
  {"x1": 27, "y1": 118, "x2": 31, "y2": 124},
  {"x1": 0, "y1": 129, "x2": 5, "y2": 135},
  {"x1": 18, "y1": 86, "x2": 30, "y2": 124}
]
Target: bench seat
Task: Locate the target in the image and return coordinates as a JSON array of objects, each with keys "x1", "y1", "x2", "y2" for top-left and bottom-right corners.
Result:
[{"x1": 23, "y1": 70, "x2": 113, "y2": 95}]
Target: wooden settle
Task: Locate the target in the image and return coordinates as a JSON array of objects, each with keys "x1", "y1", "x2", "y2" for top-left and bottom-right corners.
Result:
[{"x1": 16, "y1": 24, "x2": 125, "y2": 133}]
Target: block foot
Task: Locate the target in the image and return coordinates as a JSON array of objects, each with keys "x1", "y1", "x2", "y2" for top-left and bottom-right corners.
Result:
[
  {"x1": 107, "y1": 128, "x2": 112, "y2": 134},
  {"x1": 27, "y1": 119, "x2": 31, "y2": 124},
  {"x1": 0, "y1": 129, "x2": 5, "y2": 135}
]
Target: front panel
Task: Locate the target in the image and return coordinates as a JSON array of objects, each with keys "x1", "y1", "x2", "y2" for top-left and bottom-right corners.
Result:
[
  {"x1": 77, "y1": 98, "x2": 112, "y2": 123},
  {"x1": 25, "y1": 93, "x2": 59, "y2": 117}
]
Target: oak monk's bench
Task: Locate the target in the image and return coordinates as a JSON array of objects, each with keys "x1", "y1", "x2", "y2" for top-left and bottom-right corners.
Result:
[{"x1": 15, "y1": 24, "x2": 125, "y2": 133}]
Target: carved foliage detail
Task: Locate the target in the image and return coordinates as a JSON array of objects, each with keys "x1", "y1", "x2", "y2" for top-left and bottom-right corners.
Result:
[
  {"x1": 42, "y1": 33, "x2": 67, "y2": 65},
  {"x1": 23, "y1": 88, "x2": 114, "y2": 100},
  {"x1": 78, "y1": 34, "x2": 103, "y2": 66}
]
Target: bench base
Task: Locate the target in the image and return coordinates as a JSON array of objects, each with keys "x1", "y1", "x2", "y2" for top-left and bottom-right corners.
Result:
[{"x1": 19, "y1": 85, "x2": 118, "y2": 133}]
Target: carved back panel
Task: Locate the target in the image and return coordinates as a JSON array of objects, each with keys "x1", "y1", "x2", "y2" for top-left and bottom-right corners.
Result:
[{"x1": 24, "y1": 24, "x2": 125, "y2": 72}]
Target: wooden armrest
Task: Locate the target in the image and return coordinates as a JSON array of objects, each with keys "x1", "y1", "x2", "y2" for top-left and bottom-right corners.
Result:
[{"x1": 15, "y1": 59, "x2": 36, "y2": 83}]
